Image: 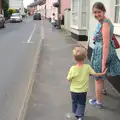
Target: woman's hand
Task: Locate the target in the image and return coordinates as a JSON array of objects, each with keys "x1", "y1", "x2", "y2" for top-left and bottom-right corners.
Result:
[
  {"x1": 102, "y1": 68, "x2": 108, "y2": 75},
  {"x1": 102, "y1": 64, "x2": 106, "y2": 72}
]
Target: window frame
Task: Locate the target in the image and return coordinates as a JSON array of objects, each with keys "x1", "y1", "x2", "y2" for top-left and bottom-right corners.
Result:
[
  {"x1": 81, "y1": 0, "x2": 87, "y2": 28},
  {"x1": 114, "y1": 3, "x2": 120, "y2": 24},
  {"x1": 114, "y1": 0, "x2": 120, "y2": 35},
  {"x1": 71, "y1": 0, "x2": 78, "y2": 26}
]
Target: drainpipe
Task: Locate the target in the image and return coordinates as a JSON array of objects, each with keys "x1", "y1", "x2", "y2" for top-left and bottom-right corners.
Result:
[
  {"x1": 45, "y1": 3, "x2": 46, "y2": 18},
  {"x1": 0, "y1": 0, "x2": 2, "y2": 14},
  {"x1": 57, "y1": 0, "x2": 61, "y2": 29}
]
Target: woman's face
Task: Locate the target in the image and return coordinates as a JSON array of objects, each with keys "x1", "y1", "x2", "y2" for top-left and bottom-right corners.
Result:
[{"x1": 93, "y1": 8, "x2": 105, "y2": 21}]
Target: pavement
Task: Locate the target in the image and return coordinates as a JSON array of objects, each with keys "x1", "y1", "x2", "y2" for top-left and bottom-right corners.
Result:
[
  {"x1": 0, "y1": 17, "x2": 43, "y2": 120},
  {"x1": 25, "y1": 19, "x2": 120, "y2": 120}
]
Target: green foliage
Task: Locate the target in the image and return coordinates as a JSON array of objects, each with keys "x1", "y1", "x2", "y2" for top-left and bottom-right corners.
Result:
[
  {"x1": 24, "y1": 8, "x2": 27, "y2": 13},
  {"x1": 3, "y1": 0, "x2": 9, "y2": 18},
  {"x1": 7, "y1": 8, "x2": 17, "y2": 16}
]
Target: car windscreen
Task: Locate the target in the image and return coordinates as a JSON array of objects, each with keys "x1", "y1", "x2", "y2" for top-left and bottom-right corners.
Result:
[{"x1": 11, "y1": 14, "x2": 20, "y2": 17}]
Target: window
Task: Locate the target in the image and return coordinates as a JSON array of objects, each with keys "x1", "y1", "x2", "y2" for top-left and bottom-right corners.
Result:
[
  {"x1": 115, "y1": 0, "x2": 120, "y2": 23},
  {"x1": 72, "y1": 0, "x2": 78, "y2": 26},
  {"x1": 81, "y1": 0, "x2": 87, "y2": 28}
]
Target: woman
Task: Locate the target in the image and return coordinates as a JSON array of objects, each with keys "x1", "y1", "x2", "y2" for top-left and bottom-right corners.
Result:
[{"x1": 89, "y1": 2, "x2": 120, "y2": 108}]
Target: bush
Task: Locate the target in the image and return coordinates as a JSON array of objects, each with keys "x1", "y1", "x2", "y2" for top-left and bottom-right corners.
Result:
[
  {"x1": 8, "y1": 8, "x2": 17, "y2": 16},
  {"x1": 3, "y1": 0, "x2": 9, "y2": 18}
]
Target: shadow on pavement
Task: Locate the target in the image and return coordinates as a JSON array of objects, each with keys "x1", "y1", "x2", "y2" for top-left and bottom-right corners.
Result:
[{"x1": 84, "y1": 116, "x2": 100, "y2": 120}]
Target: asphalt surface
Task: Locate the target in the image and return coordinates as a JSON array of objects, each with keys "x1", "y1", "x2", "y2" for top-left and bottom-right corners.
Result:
[
  {"x1": 25, "y1": 19, "x2": 120, "y2": 120},
  {"x1": 0, "y1": 17, "x2": 42, "y2": 120}
]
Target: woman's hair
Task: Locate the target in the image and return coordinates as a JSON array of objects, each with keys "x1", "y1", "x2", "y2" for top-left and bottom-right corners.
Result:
[
  {"x1": 72, "y1": 45, "x2": 87, "y2": 62},
  {"x1": 92, "y1": 2, "x2": 106, "y2": 12}
]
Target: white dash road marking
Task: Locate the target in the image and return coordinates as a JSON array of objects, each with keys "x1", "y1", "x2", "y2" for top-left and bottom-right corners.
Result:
[{"x1": 27, "y1": 24, "x2": 36, "y2": 43}]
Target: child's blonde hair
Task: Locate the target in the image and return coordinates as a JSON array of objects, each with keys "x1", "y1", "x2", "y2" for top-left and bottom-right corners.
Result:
[{"x1": 72, "y1": 45, "x2": 87, "y2": 62}]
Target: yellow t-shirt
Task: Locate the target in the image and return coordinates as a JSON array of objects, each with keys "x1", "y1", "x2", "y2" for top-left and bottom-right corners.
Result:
[{"x1": 67, "y1": 64, "x2": 95, "y2": 93}]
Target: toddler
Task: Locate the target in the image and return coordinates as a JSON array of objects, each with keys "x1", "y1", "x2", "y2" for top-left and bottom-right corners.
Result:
[{"x1": 67, "y1": 46, "x2": 107, "y2": 120}]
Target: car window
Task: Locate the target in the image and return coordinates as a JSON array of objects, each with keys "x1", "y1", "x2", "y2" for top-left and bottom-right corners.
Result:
[
  {"x1": 12, "y1": 15, "x2": 19, "y2": 17},
  {"x1": 12, "y1": 13, "x2": 20, "y2": 16}
]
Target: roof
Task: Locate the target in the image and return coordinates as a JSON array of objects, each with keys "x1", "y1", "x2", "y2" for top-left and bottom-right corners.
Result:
[{"x1": 27, "y1": 0, "x2": 46, "y2": 7}]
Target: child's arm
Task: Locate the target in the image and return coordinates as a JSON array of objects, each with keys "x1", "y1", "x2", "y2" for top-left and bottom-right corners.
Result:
[
  {"x1": 67, "y1": 67, "x2": 73, "y2": 82},
  {"x1": 88, "y1": 65, "x2": 107, "y2": 76},
  {"x1": 92, "y1": 69, "x2": 107, "y2": 76}
]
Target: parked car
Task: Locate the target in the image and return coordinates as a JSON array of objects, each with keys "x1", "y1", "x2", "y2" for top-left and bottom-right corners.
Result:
[
  {"x1": 0, "y1": 14, "x2": 5, "y2": 28},
  {"x1": 10, "y1": 13, "x2": 22, "y2": 23},
  {"x1": 33, "y1": 13, "x2": 41, "y2": 20}
]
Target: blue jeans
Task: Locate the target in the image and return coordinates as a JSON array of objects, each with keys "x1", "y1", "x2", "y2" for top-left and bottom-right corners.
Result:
[{"x1": 71, "y1": 92, "x2": 87, "y2": 118}]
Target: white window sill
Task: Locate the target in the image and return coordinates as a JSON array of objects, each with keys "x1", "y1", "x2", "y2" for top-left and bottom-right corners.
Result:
[
  {"x1": 71, "y1": 25, "x2": 87, "y2": 30},
  {"x1": 71, "y1": 25, "x2": 79, "y2": 29},
  {"x1": 113, "y1": 23, "x2": 120, "y2": 35}
]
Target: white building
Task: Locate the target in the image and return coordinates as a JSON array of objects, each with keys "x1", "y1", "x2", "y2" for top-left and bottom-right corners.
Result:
[
  {"x1": 9, "y1": 0, "x2": 25, "y2": 15},
  {"x1": 9, "y1": 0, "x2": 23, "y2": 9},
  {"x1": 71, "y1": 0, "x2": 120, "y2": 92}
]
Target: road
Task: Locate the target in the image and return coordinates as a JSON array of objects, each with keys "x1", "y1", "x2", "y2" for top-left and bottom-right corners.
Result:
[{"x1": 0, "y1": 17, "x2": 42, "y2": 120}]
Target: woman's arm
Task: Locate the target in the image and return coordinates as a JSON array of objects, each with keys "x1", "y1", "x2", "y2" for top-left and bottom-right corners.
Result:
[{"x1": 102, "y1": 22, "x2": 110, "y2": 72}]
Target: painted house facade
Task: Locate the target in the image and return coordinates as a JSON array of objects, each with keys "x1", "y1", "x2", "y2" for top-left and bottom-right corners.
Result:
[
  {"x1": 39, "y1": 0, "x2": 70, "y2": 20},
  {"x1": 9, "y1": 0, "x2": 22, "y2": 9},
  {"x1": 71, "y1": 0, "x2": 120, "y2": 92}
]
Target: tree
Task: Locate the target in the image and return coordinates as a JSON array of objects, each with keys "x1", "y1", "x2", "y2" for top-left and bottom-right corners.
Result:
[
  {"x1": 3, "y1": 0, "x2": 9, "y2": 18},
  {"x1": 24, "y1": 8, "x2": 27, "y2": 13},
  {"x1": 8, "y1": 8, "x2": 17, "y2": 16}
]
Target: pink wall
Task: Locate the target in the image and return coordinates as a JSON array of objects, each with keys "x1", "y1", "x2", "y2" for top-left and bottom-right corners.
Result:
[
  {"x1": 45, "y1": 0, "x2": 71, "y2": 19},
  {"x1": 46, "y1": 0, "x2": 58, "y2": 20},
  {"x1": 61, "y1": 0, "x2": 71, "y2": 15}
]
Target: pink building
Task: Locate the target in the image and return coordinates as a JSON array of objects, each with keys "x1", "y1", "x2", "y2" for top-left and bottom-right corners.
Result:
[
  {"x1": 61, "y1": 0, "x2": 71, "y2": 15},
  {"x1": 46, "y1": 0, "x2": 58, "y2": 20},
  {"x1": 45, "y1": 0, "x2": 71, "y2": 20}
]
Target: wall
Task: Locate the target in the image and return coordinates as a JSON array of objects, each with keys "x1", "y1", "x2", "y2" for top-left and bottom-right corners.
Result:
[
  {"x1": 61, "y1": 0, "x2": 71, "y2": 15},
  {"x1": 28, "y1": 7, "x2": 34, "y2": 15},
  {"x1": 39, "y1": 4, "x2": 45, "y2": 16},
  {"x1": 64, "y1": 9, "x2": 71, "y2": 31},
  {"x1": 45, "y1": 0, "x2": 70, "y2": 21},
  {"x1": 70, "y1": 0, "x2": 88, "y2": 41},
  {"x1": 9, "y1": 0, "x2": 22, "y2": 9},
  {"x1": 46, "y1": 0, "x2": 58, "y2": 20}
]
